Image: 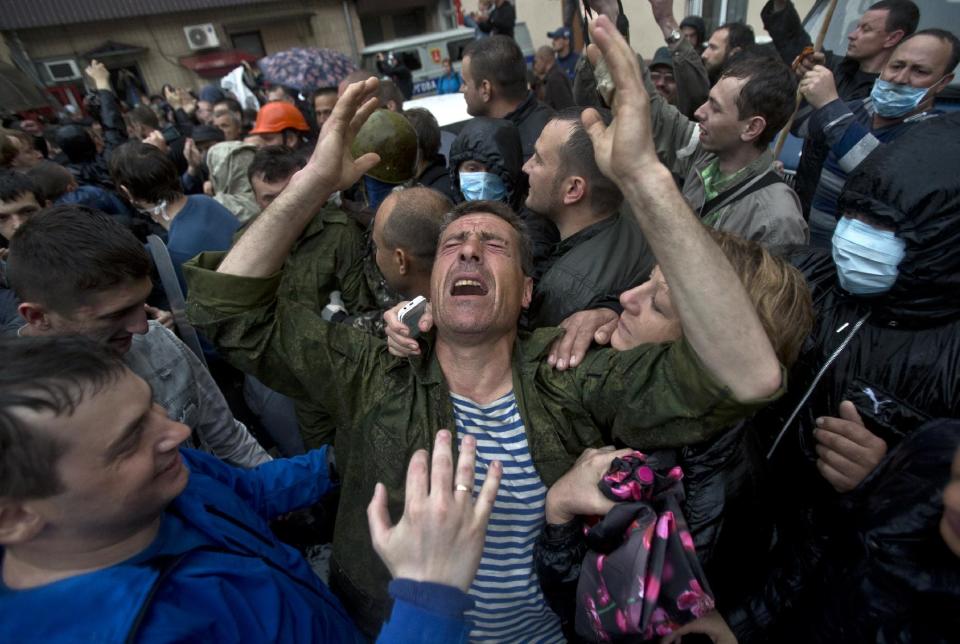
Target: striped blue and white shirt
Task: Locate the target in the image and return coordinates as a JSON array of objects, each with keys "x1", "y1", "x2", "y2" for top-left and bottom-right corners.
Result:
[{"x1": 452, "y1": 391, "x2": 565, "y2": 643}]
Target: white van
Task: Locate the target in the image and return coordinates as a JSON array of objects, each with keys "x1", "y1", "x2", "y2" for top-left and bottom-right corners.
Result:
[{"x1": 360, "y1": 22, "x2": 535, "y2": 97}]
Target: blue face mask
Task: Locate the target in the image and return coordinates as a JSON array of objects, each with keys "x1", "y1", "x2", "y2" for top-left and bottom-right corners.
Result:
[
  {"x1": 364, "y1": 175, "x2": 395, "y2": 212},
  {"x1": 831, "y1": 217, "x2": 906, "y2": 295},
  {"x1": 870, "y1": 77, "x2": 935, "y2": 118},
  {"x1": 459, "y1": 171, "x2": 507, "y2": 202}
]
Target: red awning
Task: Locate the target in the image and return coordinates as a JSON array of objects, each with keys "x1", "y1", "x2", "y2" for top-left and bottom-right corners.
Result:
[{"x1": 179, "y1": 50, "x2": 257, "y2": 78}]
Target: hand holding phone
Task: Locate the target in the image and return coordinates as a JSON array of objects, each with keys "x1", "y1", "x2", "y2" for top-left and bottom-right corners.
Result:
[{"x1": 397, "y1": 296, "x2": 428, "y2": 338}]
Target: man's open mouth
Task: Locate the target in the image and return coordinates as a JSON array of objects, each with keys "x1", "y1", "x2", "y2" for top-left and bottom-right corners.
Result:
[{"x1": 451, "y1": 278, "x2": 489, "y2": 296}]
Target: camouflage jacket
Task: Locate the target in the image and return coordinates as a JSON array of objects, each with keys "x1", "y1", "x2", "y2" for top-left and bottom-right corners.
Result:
[
  {"x1": 185, "y1": 251, "x2": 784, "y2": 629},
  {"x1": 265, "y1": 207, "x2": 378, "y2": 445},
  {"x1": 274, "y1": 205, "x2": 375, "y2": 314}
]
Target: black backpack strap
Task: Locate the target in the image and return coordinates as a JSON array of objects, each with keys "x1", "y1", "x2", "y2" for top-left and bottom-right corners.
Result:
[{"x1": 700, "y1": 169, "x2": 785, "y2": 222}]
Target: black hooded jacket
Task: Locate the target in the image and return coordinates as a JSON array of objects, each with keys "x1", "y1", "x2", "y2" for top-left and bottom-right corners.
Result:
[
  {"x1": 448, "y1": 117, "x2": 559, "y2": 270},
  {"x1": 448, "y1": 117, "x2": 524, "y2": 211},
  {"x1": 729, "y1": 112, "x2": 960, "y2": 642},
  {"x1": 736, "y1": 419, "x2": 960, "y2": 643}
]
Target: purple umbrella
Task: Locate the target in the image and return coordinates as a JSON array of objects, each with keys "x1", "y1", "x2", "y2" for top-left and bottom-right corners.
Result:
[{"x1": 258, "y1": 47, "x2": 356, "y2": 92}]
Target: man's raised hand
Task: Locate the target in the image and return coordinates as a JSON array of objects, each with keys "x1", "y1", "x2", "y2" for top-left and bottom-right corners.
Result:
[
  {"x1": 287, "y1": 77, "x2": 382, "y2": 202},
  {"x1": 582, "y1": 16, "x2": 661, "y2": 188}
]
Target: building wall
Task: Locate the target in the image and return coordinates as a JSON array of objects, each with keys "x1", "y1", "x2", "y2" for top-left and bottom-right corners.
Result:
[
  {"x1": 516, "y1": 0, "x2": 815, "y2": 60},
  {"x1": 12, "y1": 0, "x2": 364, "y2": 93}
]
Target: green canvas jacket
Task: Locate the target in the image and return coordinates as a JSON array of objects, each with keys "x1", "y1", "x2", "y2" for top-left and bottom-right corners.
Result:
[
  {"x1": 185, "y1": 251, "x2": 784, "y2": 628},
  {"x1": 273, "y1": 205, "x2": 375, "y2": 314}
]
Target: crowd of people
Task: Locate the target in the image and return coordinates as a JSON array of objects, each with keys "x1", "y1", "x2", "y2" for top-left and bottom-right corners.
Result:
[{"x1": 1, "y1": 0, "x2": 959, "y2": 642}]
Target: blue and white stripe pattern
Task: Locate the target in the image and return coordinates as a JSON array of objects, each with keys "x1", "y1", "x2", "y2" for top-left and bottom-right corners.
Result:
[{"x1": 451, "y1": 391, "x2": 565, "y2": 643}]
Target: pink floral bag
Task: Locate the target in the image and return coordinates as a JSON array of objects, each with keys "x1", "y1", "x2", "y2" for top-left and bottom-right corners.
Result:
[{"x1": 575, "y1": 451, "x2": 715, "y2": 642}]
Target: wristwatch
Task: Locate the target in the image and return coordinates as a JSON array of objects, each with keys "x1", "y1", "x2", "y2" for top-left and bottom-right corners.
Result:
[{"x1": 666, "y1": 29, "x2": 682, "y2": 45}]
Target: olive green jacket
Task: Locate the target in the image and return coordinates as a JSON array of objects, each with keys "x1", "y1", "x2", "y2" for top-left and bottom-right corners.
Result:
[
  {"x1": 184, "y1": 251, "x2": 784, "y2": 628},
  {"x1": 254, "y1": 206, "x2": 376, "y2": 445},
  {"x1": 272, "y1": 205, "x2": 374, "y2": 314}
]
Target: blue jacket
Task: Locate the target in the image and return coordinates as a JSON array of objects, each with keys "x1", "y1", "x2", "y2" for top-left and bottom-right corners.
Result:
[
  {"x1": 437, "y1": 72, "x2": 462, "y2": 95},
  {"x1": 0, "y1": 448, "x2": 473, "y2": 643}
]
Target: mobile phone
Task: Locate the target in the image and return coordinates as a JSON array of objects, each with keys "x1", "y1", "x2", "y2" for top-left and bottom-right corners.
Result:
[{"x1": 397, "y1": 296, "x2": 428, "y2": 338}]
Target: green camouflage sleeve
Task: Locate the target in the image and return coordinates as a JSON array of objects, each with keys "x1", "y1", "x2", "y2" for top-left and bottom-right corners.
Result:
[
  {"x1": 572, "y1": 338, "x2": 785, "y2": 449},
  {"x1": 184, "y1": 251, "x2": 390, "y2": 428}
]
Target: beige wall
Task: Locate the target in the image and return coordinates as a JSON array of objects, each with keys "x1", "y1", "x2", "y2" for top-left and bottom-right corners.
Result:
[
  {"x1": 13, "y1": 0, "x2": 363, "y2": 93},
  {"x1": 516, "y1": 0, "x2": 815, "y2": 60}
]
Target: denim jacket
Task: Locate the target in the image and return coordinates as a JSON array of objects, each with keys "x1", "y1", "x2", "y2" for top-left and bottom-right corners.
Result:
[{"x1": 126, "y1": 321, "x2": 271, "y2": 468}]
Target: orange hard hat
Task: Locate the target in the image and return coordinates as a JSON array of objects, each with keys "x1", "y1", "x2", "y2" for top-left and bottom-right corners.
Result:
[{"x1": 249, "y1": 101, "x2": 310, "y2": 134}]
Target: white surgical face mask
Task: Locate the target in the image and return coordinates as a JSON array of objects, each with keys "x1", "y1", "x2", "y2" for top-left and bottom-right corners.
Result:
[
  {"x1": 459, "y1": 171, "x2": 507, "y2": 202},
  {"x1": 140, "y1": 199, "x2": 169, "y2": 222},
  {"x1": 831, "y1": 217, "x2": 906, "y2": 295}
]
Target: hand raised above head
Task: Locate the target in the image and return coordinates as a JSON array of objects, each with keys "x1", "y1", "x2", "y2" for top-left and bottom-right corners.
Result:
[
  {"x1": 287, "y1": 77, "x2": 382, "y2": 201},
  {"x1": 85, "y1": 59, "x2": 111, "y2": 87},
  {"x1": 581, "y1": 16, "x2": 661, "y2": 186}
]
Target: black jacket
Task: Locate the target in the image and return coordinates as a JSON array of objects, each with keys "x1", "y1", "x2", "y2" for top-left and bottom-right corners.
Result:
[
  {"x1": 448, "y1": 117, "x2": 524, "y2": 210},
  {"x1": 537, "y1": 63, "x2": 575, "y2": 111},
  {"x1": 476, "y1": 1, "x2": 516, "y2": 39},
  {"x1": 761, "y1": 0, "x2": 878, "y2": 217},
  {"x1": 415, "y1": 154, "x2": 456, "y2": 202},
  {"x1": 376, "y1": 59, "x2": 414, "y2": 100},
  {"x1": 57, "y1": 88, "x2": 128, "y2": 190},
  {"x1": 524, "y1": 212, "x2": 651, "y2": 329},
  {"x1": 503, "y1": 91, "x2": 555, "y2": 163},
  {"x1": 730, "y1": 112, "x2": 960, "y2": 642},
  {"x1": 734, "y1": 419, "x2": 960, "y2": 643}
]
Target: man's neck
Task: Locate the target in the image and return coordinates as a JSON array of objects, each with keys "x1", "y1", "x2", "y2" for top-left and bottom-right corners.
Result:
[
  {"x1": 405, "y1": 274, "x2": 432, "y2": 300},
  {"x1": 553, "y1": 204, "x2": 612, "y2": 240},
  {"x1": 716, "y1": 144, "x2": 764, "y2": 176},
  {"x1": 436, "y1": 332, "x2": 516, "y2": 404},
  {"x1": 486, "y1": 95, "x2": 525, "y2": 120},
  {"x1": 2, "y1": 517, "x2": 161, "y2": 590},
  {"x1": 858, "y1": 51, "x2": 890, "y2": 75}
]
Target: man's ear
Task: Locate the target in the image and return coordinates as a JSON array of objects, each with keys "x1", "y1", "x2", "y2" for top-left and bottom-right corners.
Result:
[
  {"x1": 480, "y1": 79, "x2": 493, "y2": 103},
  {"x1": 562, "y1": 175, "x2": 587, "y2": 206},
  {"x1": 931, "y1": 73, "x2": 955, "y2": 98},
  {"x1": 395, "y1": 248, "x2": 409, "y2": 275},
  {"x1": 0, "y1": 501, "x2": 45, "y2": 546},
  {"x1": 883, "y1": 29, "x2": 906, "y2": 49},
  {"x1": 17, "y1": 302, "x2": 51, "y2": 331},
  {"x1": 521, "y1": 275, "x2": 533, "y2": 309},
  {"x1": 118, "y1": 184, "x2": 134, "y2": 203},
  {"x1": 741, "y1": 115, "x2": 767, "y2": 145}
]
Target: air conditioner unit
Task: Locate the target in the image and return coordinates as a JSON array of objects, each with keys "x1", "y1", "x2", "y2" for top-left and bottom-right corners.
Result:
[
  {"x1": 184, "y1": 23, "x2": 220, "y2": 51},
  {"x1": 43, "y1": 59, "x2": 82, "y2": 82}
]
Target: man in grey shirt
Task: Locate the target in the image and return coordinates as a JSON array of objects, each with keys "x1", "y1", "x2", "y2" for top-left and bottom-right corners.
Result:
[{"x1": 7, "y1": 204, "x2": 269, "y2": 468}]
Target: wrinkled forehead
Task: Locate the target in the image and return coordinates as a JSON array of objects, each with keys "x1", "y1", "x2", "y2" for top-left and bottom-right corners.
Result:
[
  {"x1": 889, "y1": 35, "x2": 952, "y2": 73},
  {"x1": 439, "y1": 213, "x2": 519, "y2": 245}
]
